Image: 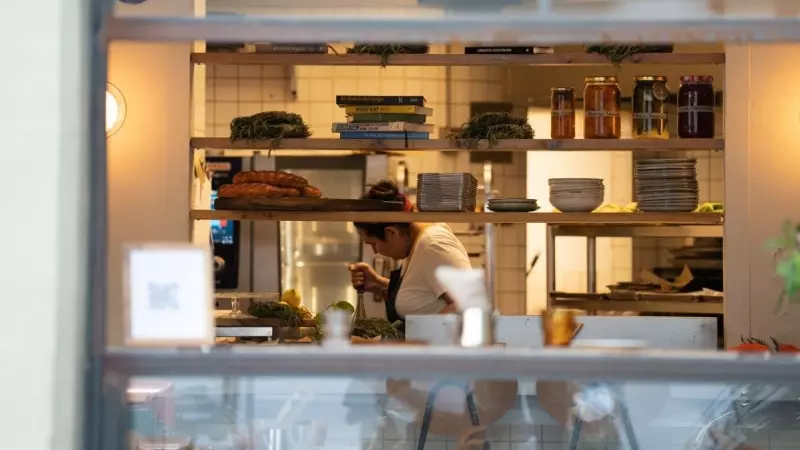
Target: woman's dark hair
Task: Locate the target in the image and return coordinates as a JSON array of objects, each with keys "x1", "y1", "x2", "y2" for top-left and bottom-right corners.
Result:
[{"x1": 354, "y1": 180, "x2": 411, "y2": 240}]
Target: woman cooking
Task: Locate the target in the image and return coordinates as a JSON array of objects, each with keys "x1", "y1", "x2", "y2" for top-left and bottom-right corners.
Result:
[{"x1": 349, "y1": 180, "x2": 473, "y2": 322}]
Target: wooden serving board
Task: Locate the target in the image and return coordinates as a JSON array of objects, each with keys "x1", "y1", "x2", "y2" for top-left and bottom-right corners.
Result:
[{"x1": 215, "y1": 197, "x2": 404, "y2": 212}]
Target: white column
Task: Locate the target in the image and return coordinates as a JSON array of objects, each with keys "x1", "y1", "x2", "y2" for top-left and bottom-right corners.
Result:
[
  {"x1": 0, "y1": 0, "x2": 91, "y2": 449},
  {"x1": 724, "y1": 44, "x2": 800, "y2": 344}
]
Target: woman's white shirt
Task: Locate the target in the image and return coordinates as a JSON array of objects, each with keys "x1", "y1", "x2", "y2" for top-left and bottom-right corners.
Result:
[{"x1": 395, "y1": 224, "x2": 472, "y2": 317}]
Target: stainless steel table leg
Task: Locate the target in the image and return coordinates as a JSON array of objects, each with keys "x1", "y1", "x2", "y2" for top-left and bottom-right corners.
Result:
[{"x1": 546, "y1": 225, "x2": 556, "y2": 308}]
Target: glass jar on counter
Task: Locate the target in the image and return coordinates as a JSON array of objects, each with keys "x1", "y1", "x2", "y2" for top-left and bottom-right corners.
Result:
[
  {"x1": 550, "y1": 87, "x2": 575, "y2": 139},
  {"x1": 632, "y1": 76, "x2": 670, "y2": 139},
  {"x1": 584, "y1": 76, "x2": 621, "y2": 139},
  {"x1": 678, "y1": 75, "x2": 715, "y2": 138}
]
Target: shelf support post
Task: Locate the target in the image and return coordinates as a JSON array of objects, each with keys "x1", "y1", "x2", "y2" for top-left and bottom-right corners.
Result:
[
  {"x1": 587, "y1": 236, "x2": 597, "y2": 293},
  {"x1": 546, "y1": 225, "x2": 556, "y2": 308}
]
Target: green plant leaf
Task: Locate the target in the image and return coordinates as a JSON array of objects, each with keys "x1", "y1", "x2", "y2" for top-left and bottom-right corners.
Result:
[{"x1": 330, "y1": 301, "x2": 355, "y2": 313}]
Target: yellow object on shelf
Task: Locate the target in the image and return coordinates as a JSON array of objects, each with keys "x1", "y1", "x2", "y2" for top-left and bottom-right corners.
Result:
[
  {"x1": 593, "y1": 202, "x2": 638, "y2": 213},
  {"x1": 281, "y1": 289, "x2": 302, "y2": 308},
  {"x1": 694, "y1": 202, "x2": 723, "y2": 213}
]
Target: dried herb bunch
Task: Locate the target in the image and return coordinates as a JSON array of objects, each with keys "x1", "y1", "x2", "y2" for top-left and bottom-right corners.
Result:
[
  {"x1": 450, "y1": 112, "x2": 534, "y2": 147},
  {"x1": 346, "y1": 44, "x2": 430, "y2": 67},
  {"x1": 351, "y1": 317, "x2": 405, "y2": 340},
  {"x1": 585, "y1": 44, "x2": 674, "y2": 65},
  {"x1": 229, "y1": 111, "x2": 311, "y2": 148}
]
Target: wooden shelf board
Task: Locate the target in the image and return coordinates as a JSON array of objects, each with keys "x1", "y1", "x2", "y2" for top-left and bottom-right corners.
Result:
[
  {"x1": 551, "y1": 298, "x2": 723, "y2": 314},
  {"x1": 191, "y1": 52, "x2": 725, "y2": 66},
  {"x1": 551, "y1": 291, "x2": 723, "y2": 314},
  {"x1": 191, "y1": 210, "x2": 724, "y2": 224},
  {"x1": 191, "y1": 138, "x2": 724, "y2": 152}
]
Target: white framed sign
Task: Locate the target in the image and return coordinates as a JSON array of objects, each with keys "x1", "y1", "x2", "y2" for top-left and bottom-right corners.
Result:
[{"x1": 124, "y1": 243, "x2": 214, "y2": 347}]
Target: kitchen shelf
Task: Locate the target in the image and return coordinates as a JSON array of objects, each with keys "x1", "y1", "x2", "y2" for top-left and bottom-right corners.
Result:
[
  {"x1": 192, "y1": 210, "x2": 724, "y2": 224},
  {"x1": 191, "y1": 52, "x2": 725, "y2": 67},
  {"x1": 550, "y1": 292, "x2": 723, "y2": 315},
  {"x1": 191, "y1": 138, "x2": 725, "y2": 152},
  {"x1": 549, "y1": 224, "x2": 724, "y2": 238}
]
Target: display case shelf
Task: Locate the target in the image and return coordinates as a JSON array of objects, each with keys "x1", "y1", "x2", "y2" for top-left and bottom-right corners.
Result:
[
  {"x1": 192, "y1": 210, "x2": 724, "y2": 224},
  {"x1": 191, "y1": 138, "x2": 725, "y2": 152},
  {"x1": 191, "y1": 52, "x2": 725, "y2": 67}
]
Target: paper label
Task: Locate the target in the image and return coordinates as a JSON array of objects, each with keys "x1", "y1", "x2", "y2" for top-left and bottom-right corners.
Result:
[{"x1": 126, "y1": 245, "x2": 214, "y2": 346}]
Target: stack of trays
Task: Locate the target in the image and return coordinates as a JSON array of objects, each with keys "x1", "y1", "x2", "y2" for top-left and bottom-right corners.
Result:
[
  {"x1": 417, "y1": 173, "x2": 478, "y2": 212},
  {"x1": 549, "y1": 178, "x2": 605, "y2": 212},
  {"x1": 635, "y1": 158, "x2": 699, "y2": 212}
]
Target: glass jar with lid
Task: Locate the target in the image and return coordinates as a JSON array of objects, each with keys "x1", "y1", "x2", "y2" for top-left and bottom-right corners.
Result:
[
  {"x1": 550, "y1": 87, "x2": 575, "y2": 139},
  {"x1": 632, "y1": 76, "x2": 670, "y2": 139},
  {"x1": 678, "y1": 75, "x2": 715, "y2": 138},
  {"x1": 583, "y1": 76, "x2": 621, "y2": 139}
]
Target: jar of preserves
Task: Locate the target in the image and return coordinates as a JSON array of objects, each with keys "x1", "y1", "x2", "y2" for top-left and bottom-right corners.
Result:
[
  {"x1": 583, "y1": 76, "x2": 621, "y2": 139},
  {"x1": 550, "y1": 87, "x2": 575, "y2": 139},
  {"x1": 678, "y1": 75, "x2": 715, "y2": 138},
  {"x1": 632, "y1": 76, "x2": 670, "y2": 139}
]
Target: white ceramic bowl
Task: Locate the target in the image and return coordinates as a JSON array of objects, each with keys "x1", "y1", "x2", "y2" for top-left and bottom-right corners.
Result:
[{"x1": 550, "y1": 195, "x2": 604, "y2": 212}]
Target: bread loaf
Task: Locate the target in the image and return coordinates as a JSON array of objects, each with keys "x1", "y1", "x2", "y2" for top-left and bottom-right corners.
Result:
[
  {"x1": 232, "y1": 170, "x2": 308, "y2": 188},
  {"x1": 301, "y1": 185, "x2": 322, "y2": 198},
  {"x1": 218, "y1": 183, "x2": 301, "y2": 198}
]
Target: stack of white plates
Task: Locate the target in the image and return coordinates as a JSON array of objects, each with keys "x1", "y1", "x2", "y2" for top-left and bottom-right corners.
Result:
[
  {"x1": 487, "y1": 198, "x2": 539, "y2": 212},
  {"x1": 417, "y1": 173, "x2": 478, "y2": 212},
  {"x1": 548, "y1": 178, "x2": 605, "y2": 212},
  {"x1": 635, "y1": 158, "x2": 698, "y2": 212}
]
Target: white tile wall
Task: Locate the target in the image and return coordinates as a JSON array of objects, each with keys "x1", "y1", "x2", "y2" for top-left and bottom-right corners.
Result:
[{"x1": 205, "y1": 44, "x2": 528, "y2": 313}]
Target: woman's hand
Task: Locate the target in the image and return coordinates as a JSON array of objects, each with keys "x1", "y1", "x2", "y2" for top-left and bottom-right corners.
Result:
[{"x1": 348, "y1": 263, "x2": 389, "y2": 294}]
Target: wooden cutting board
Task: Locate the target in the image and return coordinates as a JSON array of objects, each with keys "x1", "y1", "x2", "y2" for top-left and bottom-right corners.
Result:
[{"x1": 214, "y1": 197, "x2": 404, "y2": 211}]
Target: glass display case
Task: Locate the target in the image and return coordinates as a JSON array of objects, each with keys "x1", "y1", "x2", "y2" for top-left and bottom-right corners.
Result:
[{"x1": 109, "y1": 348, "x2": 800, "y2": 450}]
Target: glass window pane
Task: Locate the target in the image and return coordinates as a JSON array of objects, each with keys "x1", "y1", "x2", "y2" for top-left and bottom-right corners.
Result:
[{"x1": 109, "y1": 0, "x2": 800, "y2": 44}]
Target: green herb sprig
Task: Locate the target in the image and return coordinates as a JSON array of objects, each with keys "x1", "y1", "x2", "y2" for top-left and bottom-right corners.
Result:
[
  {"x1": 346, "y1": 44, "x2": 430, "y2": 67},
  {"x1": 351, "y1": 317, "x2": 405, "y2": 340},
  {"x1": 449, "y1": 112, "x2": 534, "y2": 148},
  {"x1": 248, "y1": 301, "x2": 304, "y2": 327}
]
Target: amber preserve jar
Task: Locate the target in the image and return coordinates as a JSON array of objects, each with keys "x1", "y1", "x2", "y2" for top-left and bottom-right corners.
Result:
[
  {"x1": 584, "y1": 76, "x2": 621, "y2": 139},
  {"x1": 550, "y1": 87, "x2": 575, "y2": 139},
  {"x1": 632, "y1": 76, "x2": 670, "y2": 139},
  {"x1": 678, "y1": 75, "x2": 715, "y2": 138}
]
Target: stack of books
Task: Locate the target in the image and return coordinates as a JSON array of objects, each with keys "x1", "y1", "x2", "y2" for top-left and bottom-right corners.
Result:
[{"x1": 333, "y1": 95, "x2": 433, "y2": 140}]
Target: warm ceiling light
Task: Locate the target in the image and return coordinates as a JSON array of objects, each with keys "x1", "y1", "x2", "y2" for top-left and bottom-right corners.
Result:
[{"x1": 106, "y1": 82, "x2": 126, "y2": 137}]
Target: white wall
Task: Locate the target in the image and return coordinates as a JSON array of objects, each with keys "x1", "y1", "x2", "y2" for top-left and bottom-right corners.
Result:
[
  {"x1": 724, "y1": 44, "x2": 800, "y2": 344},
  {"x1": 107, "y1": 0, "x2": 197, "y2": 345}
]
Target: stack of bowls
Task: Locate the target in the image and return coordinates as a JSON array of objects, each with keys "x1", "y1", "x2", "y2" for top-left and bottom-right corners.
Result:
[
  {"x1": 549, "y1": 178, "x2": 605, "y2": 212},
  {"x1": 635, "y1": 158, "x2": 698, "y2": 212}
]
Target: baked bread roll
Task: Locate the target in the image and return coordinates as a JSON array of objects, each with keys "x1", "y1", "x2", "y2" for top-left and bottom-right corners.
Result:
[
  {"x1": 232, "y1": 170, "x2": 308, "y2": 188},
  {"x1": 301, "y1": 185, "x2": 322, "y2": 198},
  {"x1": 218, "y1": 183, "x2": 301, "y2": 198}
]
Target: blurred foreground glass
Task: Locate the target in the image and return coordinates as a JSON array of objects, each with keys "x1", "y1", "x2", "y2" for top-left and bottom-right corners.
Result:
[
  {"x1": 108, "y1": 0, "x2": 800, "y2": 44},
  {"x1": 125, "y1": 374, "x2": 799, "y2": 450}
]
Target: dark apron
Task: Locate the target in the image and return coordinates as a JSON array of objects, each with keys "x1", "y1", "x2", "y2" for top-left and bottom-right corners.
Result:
[{"x1": 385, "y1": 268, "x2": 404, "y2": 323}]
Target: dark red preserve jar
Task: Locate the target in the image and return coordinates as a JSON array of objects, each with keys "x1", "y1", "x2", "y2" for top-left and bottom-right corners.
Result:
[{"x1": 678, "y1": 75, "x2": 715, "y2": 138}]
